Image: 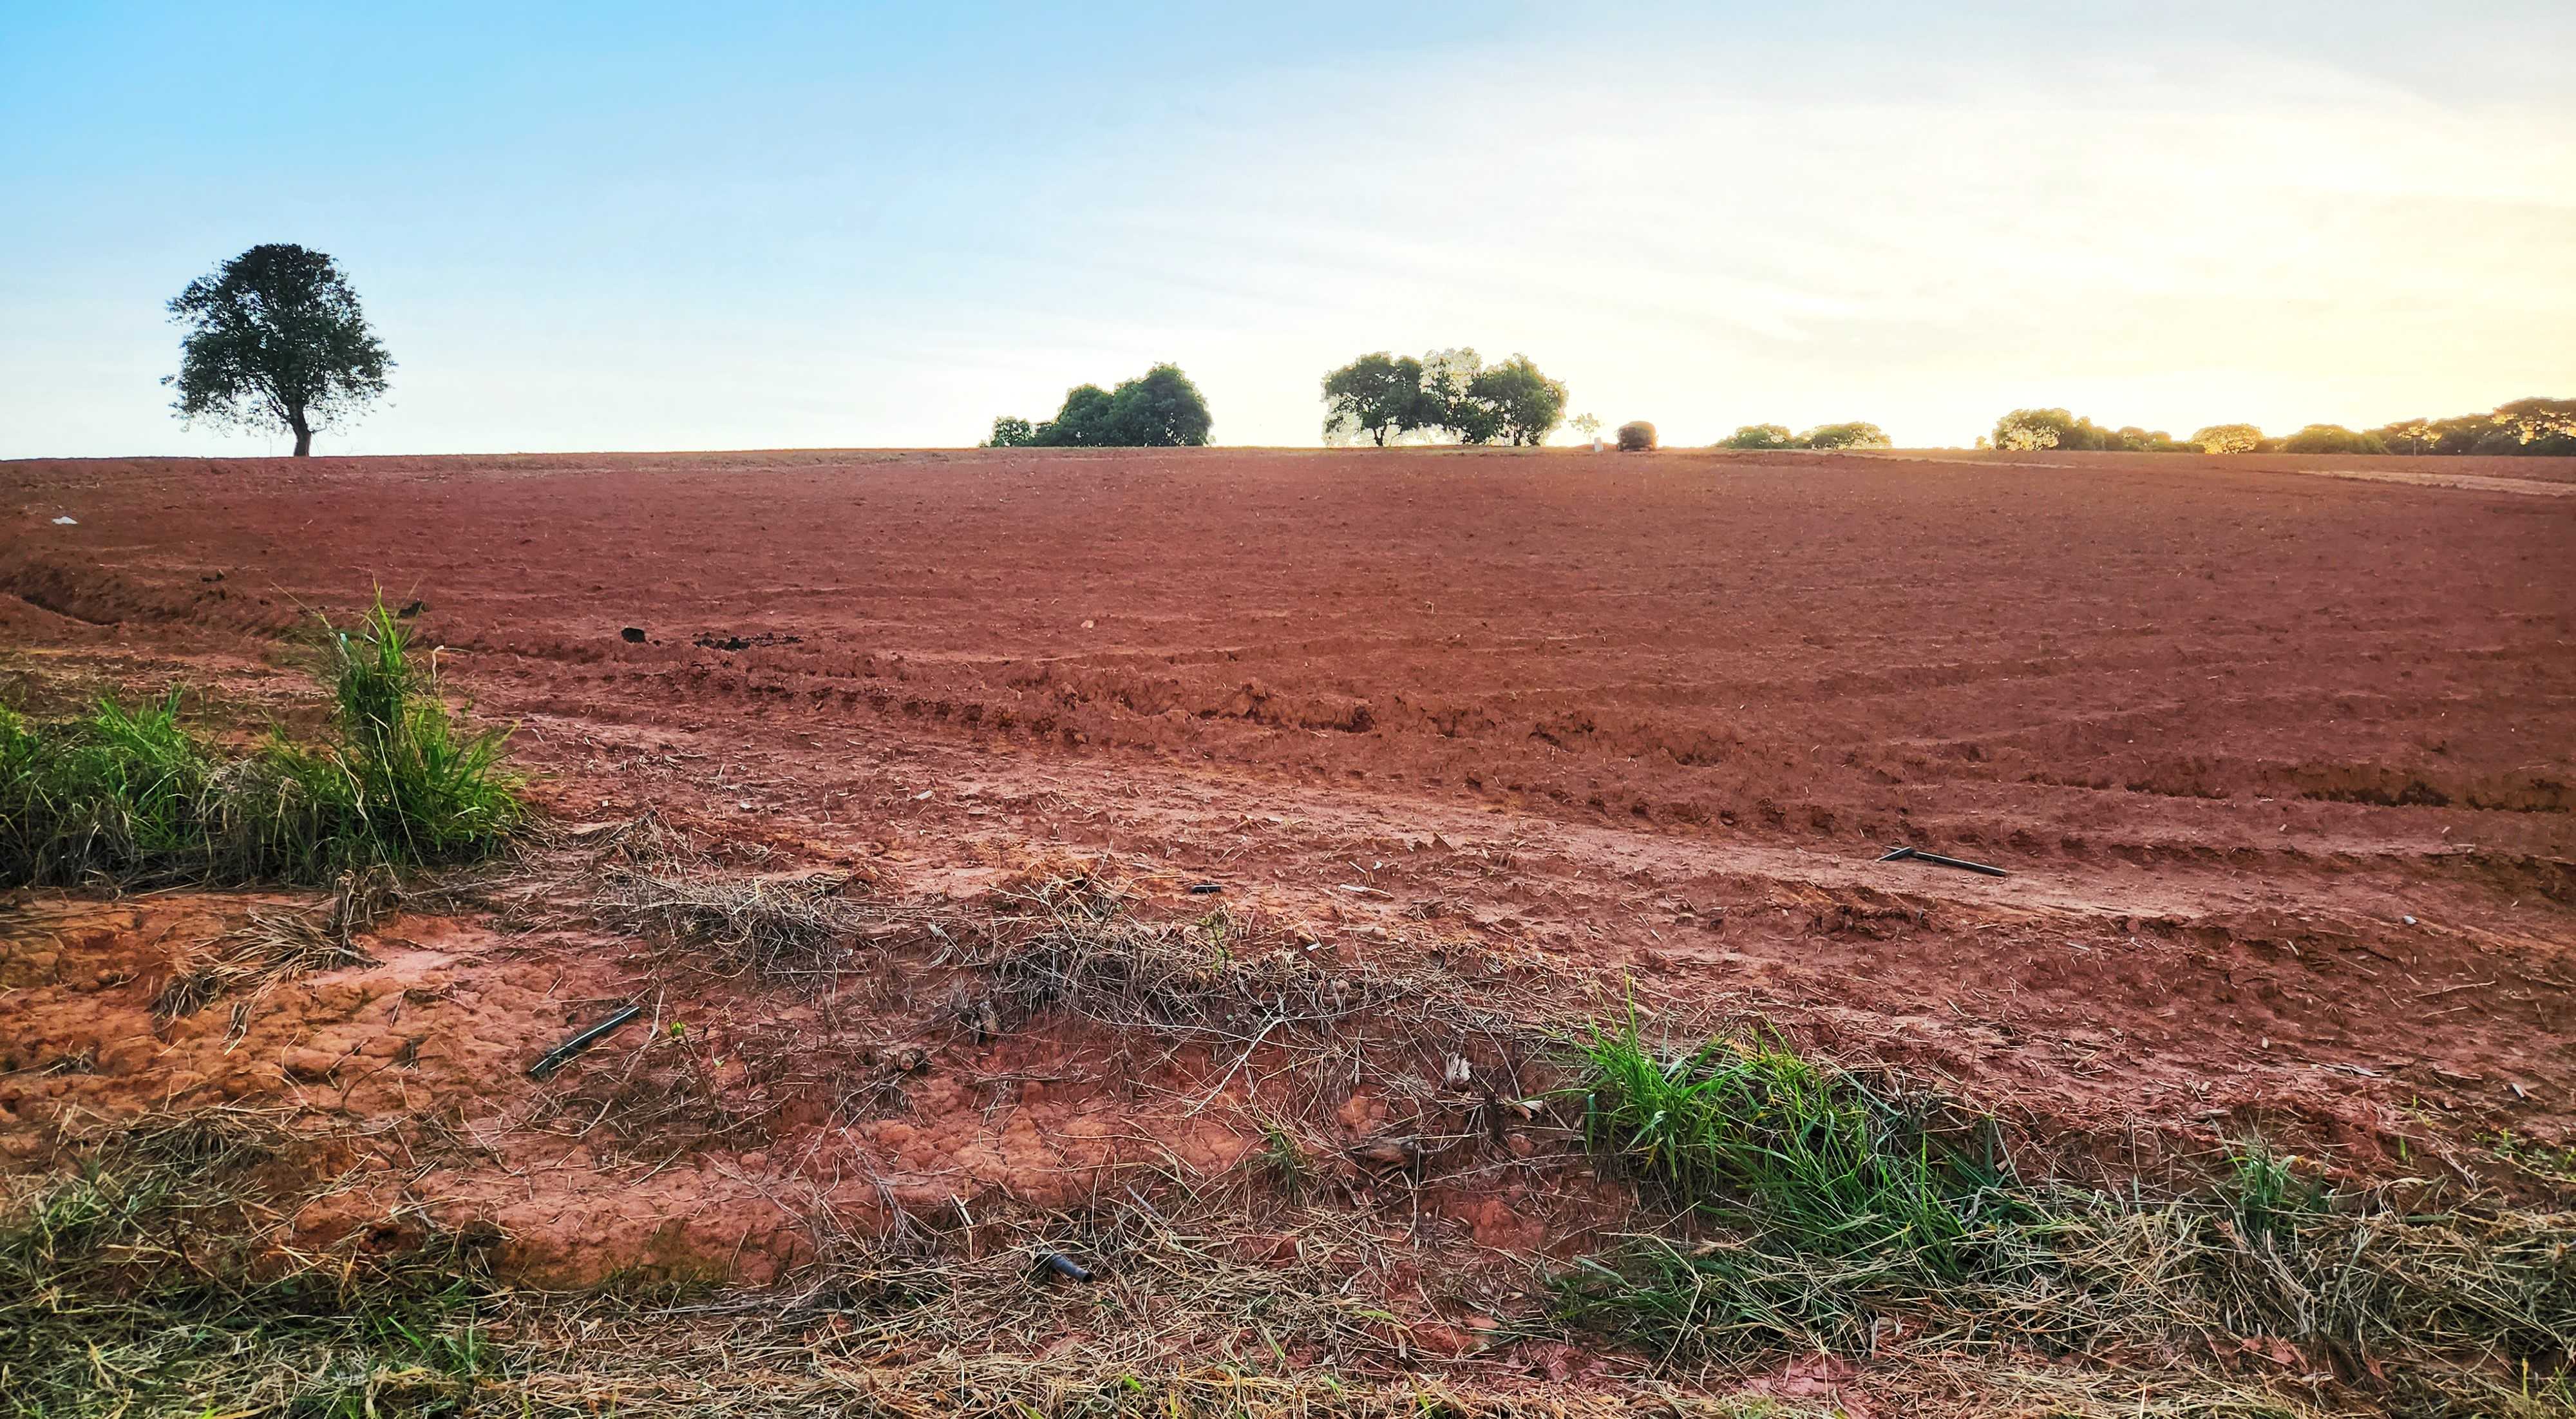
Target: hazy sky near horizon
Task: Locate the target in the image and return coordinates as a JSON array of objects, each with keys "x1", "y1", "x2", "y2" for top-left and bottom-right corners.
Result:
[{"x1": 5, "y1": 1, "x2": 2572, "y2": 456}]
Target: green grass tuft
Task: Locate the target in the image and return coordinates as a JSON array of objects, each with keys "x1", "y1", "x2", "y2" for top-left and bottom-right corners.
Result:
[
  {"x1": 0, "y1": 593, "x2": 523, "y2": 888},
  {"x1": 2219, "y1": 1137, "x2": 2332, "y2": 1245},
  {"x1": 1575, "y1": 1012, "x2": 2008, "y2": 1273},
  {"x1": 1559, "y1": 1022, "x2": 2576, "y2": 1408}
]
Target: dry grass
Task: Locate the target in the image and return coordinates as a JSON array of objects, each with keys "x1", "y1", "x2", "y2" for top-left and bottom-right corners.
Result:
[
  {"x1": 14, "y1": 826, "x2": 2567, "y2": 1418},
  {"x1": 595, "y1": 865, "x2": 874, "y2": 980},
  {"x1": 1560, "y1": 1020, "x2": 2576, "y2": 1415},
  {"x1": 151, "y1": 863, "x2": 402, "y2": 1019}
]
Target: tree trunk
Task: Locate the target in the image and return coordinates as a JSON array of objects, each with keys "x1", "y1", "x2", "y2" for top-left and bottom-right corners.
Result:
[{"x1": 289, "y1": 412, "x2": 312, "y2": 458}]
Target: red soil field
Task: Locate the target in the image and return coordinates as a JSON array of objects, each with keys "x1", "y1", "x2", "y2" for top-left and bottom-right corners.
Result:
[{"x1": 4, "y1": 445, "x2": 2573, "y2": 1407}]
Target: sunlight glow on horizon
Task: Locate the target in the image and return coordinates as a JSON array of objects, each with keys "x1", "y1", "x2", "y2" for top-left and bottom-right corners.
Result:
[{"x1": 3, "y1": 3, "x2": 2570, "y2": 456}]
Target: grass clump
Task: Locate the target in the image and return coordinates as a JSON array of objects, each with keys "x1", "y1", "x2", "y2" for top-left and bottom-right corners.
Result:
[
  {"x1": 0, "y1": 595, "x2": 522, "y2": 888},
  {"x1": 1577, "y1": 1016, "x2": 2006, "y2": 1273},
  {"x1": 1558, "y1": 1019, "x2": 2576, "y2": 1410}
]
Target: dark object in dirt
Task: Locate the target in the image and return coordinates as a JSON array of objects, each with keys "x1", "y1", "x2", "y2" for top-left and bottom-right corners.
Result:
[
  {"x1": 396, "y1": 599, "x2": 427, "y2": 618},
  {"x1": 200, "y1": 571, "x2": 225, "y2": 582},
  {"x1": 692, "y1": 631, "x2": 804, "y2": 651},
  {"x1": 527, "y1": 1004, "x2": 644, "y2": 1080},
  {"x1": 1878, "y1": 844, "x2": 2009, "y2": 877},
  {"x1": 620, "y1": 627, "x2": 647, "y2": 643},
  {"x1": 1187, "y1": 882, "x2": 1223, "y2": 894},
  {"x1": 1038, "y1": 1252, "x2": 1094, "y2": 1283}
]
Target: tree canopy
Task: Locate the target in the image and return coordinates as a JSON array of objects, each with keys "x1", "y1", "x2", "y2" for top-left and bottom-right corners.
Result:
[
  {"x1": 988, "y1": 365, "x2": 1213, "y2": 448},
  {"x1": 1993, "y1": 408, "x2": 2113, "y2": 452},
  {"x1": 2189, "y1": 423, "x2": 2265, "y2": 454},
  {"x1": 1318, "y1": 348, "x2": 1567, "y2": 446},
  {"x1": 1797, "y1": 421, "x2": 1891, "y2": 450},
  {"x1": 1720, "y1": 424, "x2": 1796, "y2": 450},
  {"x1": 1321, "y1": 353, "x2": 1425, "y2": 446},
  {"x1": 2281, "y1": 424, "x2": 2389, "y2": 455},
  {"x1": 2372, "y1": 397, "x2": 2576, "y2": 456},
  {"x1": 165, "y1": 243, "x2": 390, "y2": 457},
  {"x1": 1470, "y1": 354, "x2": 1568, "y2": 446}
]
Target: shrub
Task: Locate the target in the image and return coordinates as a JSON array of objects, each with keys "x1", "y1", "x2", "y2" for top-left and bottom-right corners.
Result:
[
  {"x1": 0, "y1": 595, "x2": 522, "y2": 888},
  {"x1": 1616, "y1": 420, "x2": 1657, "y2": 452},
  {"x1": 1719, "y1": 424, "x2": 1795, "y2": 450}
]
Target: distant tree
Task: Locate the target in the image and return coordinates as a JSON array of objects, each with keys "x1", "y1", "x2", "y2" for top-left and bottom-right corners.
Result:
[
  {"x1": 165, "y1": 243, "x2": 390, "y2": 457},
  {"x1": 2280, "y1": 424, "x2": 2389, "y2": 455},
  {"x1": 1992, "y1": 408, "x2": 2118, "y2": 452},
  {"x1": 1721, "y1": 423, "x2": 1795, "y2": 450},
  {"x1": 1570, "y1": 412, "x2": 1602, "y2": 443},
  {"x1": 2112, "y1": 426, "x2": 2186, "y2": 452},
  {"x1": 2371, "y1": 417, "x2": 2461, "y2": 455},
  {"x1": 1106, "y1": 363, "x2": 1214, "y2": 446},
  {"x1": 1798, "y1": 421, "x2": 1891, "y2": 450},
  {"x1": 2188, "y1": 423, "x2": 2264, "y2": 454},
  {"x1": 1034, "y1": 383, "x2": 1118, "y2": 446},
  {"x1": 1005, "y1": 366, "x2": 1211, "y2": 449},
  {"x1": 1616, "y1": 420, "x2": 1658, "y2": 452},
  {"x1": 1472, "y1": 354, "x2": 1569, "y2": 446},
  {"x1": 1414, "y1": 347, "x2": 1493, "y2": 443},
  {"x1": 2485, "y1": 397, "x2": 2576, "y2": 455},
  {"x1": 1321, "y1": 352, "x2": 1426, "y2": 446}
]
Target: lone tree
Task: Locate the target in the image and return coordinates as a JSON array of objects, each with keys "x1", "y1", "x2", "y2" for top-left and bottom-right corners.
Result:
[{"x1": 166, "y1": 243, "x2": 390, "y2": 457}]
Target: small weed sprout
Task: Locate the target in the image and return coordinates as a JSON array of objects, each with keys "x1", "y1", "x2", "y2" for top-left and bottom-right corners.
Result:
[{"x1": 2220, "y1": 1137, "x2": 2332, "y2": 1245}]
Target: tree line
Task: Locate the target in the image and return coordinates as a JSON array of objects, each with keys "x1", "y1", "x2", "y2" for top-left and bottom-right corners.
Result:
[
  {"x1": 141, "y1": 241, "x2": 2574, "y2": 463},
  {"x1": 1988, "y1": 400, "x2": 2575, "y2": 456},
  {"x1": 1716, "y1": 422, "x2": 1891, "y2": 451}
]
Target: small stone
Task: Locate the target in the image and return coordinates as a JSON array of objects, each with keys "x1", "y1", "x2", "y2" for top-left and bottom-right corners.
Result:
[{"x1": 621, "y1": 627, "x2": 647, "y2": 643}]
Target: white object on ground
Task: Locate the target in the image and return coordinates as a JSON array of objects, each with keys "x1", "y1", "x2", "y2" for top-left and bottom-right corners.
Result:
[{"x1": 52, "y1": 515, "x2": 77, "y2": 525}]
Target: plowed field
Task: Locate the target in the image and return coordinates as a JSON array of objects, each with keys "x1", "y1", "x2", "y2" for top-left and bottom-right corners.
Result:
[{"x1": 5, "y1": 446, "x2": 2571, "y2": 1414}]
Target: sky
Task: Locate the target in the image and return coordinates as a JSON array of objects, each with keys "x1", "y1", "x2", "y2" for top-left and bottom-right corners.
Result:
[{"x1": 3, "y1": 1, "x2": 2572, "y2": 456}]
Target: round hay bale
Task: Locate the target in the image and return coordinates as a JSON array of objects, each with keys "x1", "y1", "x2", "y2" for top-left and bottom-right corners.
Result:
[{"x1": 1616, "y1": 421, "x2": 1658, "y2": 452}]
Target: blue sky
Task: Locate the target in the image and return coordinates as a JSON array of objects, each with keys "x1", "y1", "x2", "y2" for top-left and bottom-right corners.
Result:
[{"x1": 4, "y1": 1, "x2": 2571, "y2": 455}]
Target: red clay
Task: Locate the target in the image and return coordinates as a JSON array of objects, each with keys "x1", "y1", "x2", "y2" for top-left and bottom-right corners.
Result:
[{"x1": 5, "y1": 446, "x2": 2574, "y2": 1286}]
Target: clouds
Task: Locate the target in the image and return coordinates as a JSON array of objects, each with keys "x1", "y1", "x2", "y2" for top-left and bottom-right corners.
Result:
[{"x1": 1, "y1": 3, "x2": 2568, "y2": 455}]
